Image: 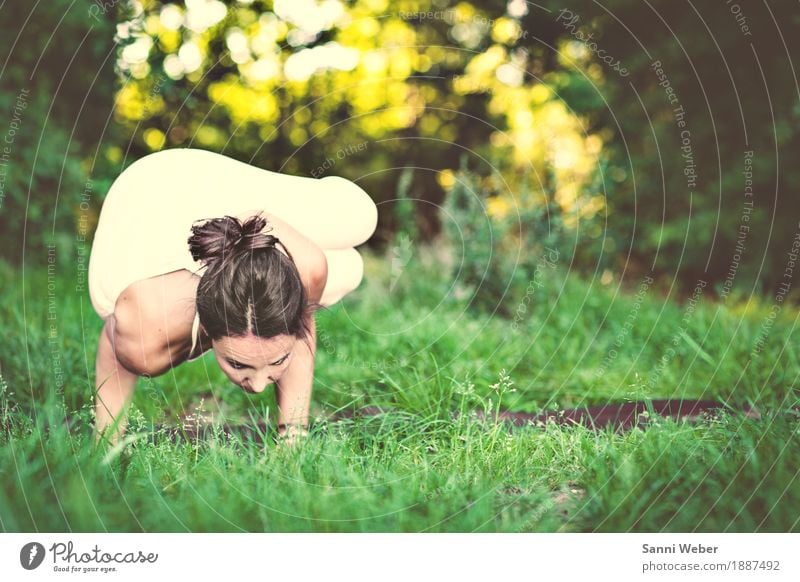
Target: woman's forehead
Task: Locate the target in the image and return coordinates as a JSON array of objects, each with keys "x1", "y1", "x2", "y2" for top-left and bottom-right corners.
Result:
[{"x1": 215, "y1": 333, "x2": 295, "y2": 361}]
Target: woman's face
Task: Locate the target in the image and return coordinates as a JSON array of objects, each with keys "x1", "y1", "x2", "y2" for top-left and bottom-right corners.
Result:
[{"x1": 211, "y1": 333, "x2": 297, "y2": 393}]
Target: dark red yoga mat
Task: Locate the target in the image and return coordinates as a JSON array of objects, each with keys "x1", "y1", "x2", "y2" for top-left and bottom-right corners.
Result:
[
  {"x1": 478, "y1": 399, "x2": 761, "y2": 431},
  {"x1": 151, "y1": 399, "x2": 762, "y2": 445}
]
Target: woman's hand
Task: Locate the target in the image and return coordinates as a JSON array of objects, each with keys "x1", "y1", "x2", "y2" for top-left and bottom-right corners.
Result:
[{"x1": 275, "y1": 423, "x2": 310, "y2": 447}]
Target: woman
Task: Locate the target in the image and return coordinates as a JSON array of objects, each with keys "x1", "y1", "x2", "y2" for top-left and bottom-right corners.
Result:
[{"x1": 88, "y1": 148, "x2": 378, "y2": 445}]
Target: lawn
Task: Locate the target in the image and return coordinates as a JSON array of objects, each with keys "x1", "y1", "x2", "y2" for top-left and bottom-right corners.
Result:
[{"x1": 0, "y1": 245, "x2": 798, "y2": 532}]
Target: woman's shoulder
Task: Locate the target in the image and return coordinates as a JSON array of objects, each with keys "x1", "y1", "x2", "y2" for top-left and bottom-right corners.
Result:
[{"x1": 112, "y1": 270, "x2": 201, "y2": 376}]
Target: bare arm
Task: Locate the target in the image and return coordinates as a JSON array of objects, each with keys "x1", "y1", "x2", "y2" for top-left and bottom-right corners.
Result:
[
  {"x1": 274, "y1": 310, "x2": 317, "y2": 440},
  {"x1": 273, "y1": 241, "x2": 327, "y2": 443},
  {"x1": 94, "y1": 316, "x2": 139, "y2": 446}
]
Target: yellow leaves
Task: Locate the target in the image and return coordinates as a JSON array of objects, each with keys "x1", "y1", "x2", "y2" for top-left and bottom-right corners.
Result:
[
  {"x1": 246, "y1": 93, "x2": 280, "y2": 124},
  {"x1": 416, "y1": 54, "x2": 432, "y2": 72},
  {"x1": 438, "y1": 169, "x2": 456, "y2": 189},
  {"x1": 350, "y1": 81, "x2": 384, "y2": 112},
  {"x1": 587, "y1": 63, "x2": 604, "y2": 82},
  {"x1": 586, "y1": 134, "x2": 603, "y2": 155},
  {"x1": 487, "y1": 86, "x2": 524, "y2": 115},
  {"x1": 251, "y1": 13, "x2": 287, "y2": 54},
  {"x1": 258, "y1": 125, "x2": 279, "y2": 142},
  {"x1": 455, "y1": 44, "x2": 517, "y2": 94},
  {"x1": 487, "y1": 195, "x2": 511, "y2": 220},
  {"x1": 453, "y1": 2, "x2": 477, "y2": 21},
  {"x1": 294, "y1": 107, "x2": 312, "y2": 124},
  {"x1": 438, "y1": 123, "x2": 457, "y2": 142},
  {"x1": 491, "y1": 17, "x2": 522, "y2": 45},
  {"x1": 583, "y1": 195, "x2": 606, "y2": 219},
  {"x1": 420, "y1": 85, "x2": 439, "y2": 104},
  {"x1": 362, "y1": 0, "x2": 389, "y2": 11},
  {"x1": 288, "y1": 126, "x2": 308, "y2": 146},
  {"x1": 156, "y1": 30, "x2": 181, "y2": 53},
  {"x1": 112, "y1": 0, "x2": 607, "y2": 221},
  {"x1": 195, "y1": 125, "x2": 226, "y2": 147},
  {"x1": 538, "y1": 100, "x2": 573, "y2": 130},
  {"x1": 361, "y1": 51, "x2": 387, "y2": 76},
  {"x1": 114, "y1": 83, "x2": 163, "y2": 121},
  {"x1": 129, "y1": 62, "x2": 152, "y2": 80},
  {"x1": 551, "y1": 134, "x2": 583, "y2": 171},
  {"x1": 346, "y1": 16, "x2": 381, "y2": 43},
  {"x1": 555, "y1": 182, "x2": 579, "y2": 214},
  {"x1": 511, "y1": 107, "x2": 534, "y2": 129},
  {"x1": 465, "y1": 45, "x2": 506, "y2": 78},
  {"x1": 114, "y1": 84, "x2": 145, "y2": 121},
  {"x1": 241, "y1": 55, "x2": 281, "y2": 84},
  {"x1": 105, "y1": 145, "x2": 123, "y2": 164},
  {"x1": 207, "y1": 79, "x2": 229, "y2": 103},
  {"x1": 387, "y1": 81, "x2": 411, "y2": 106},
  {"x1": 453, "y1": 75, "x2": 487, "y2": 95},
  {"x1": 207, "y1": 77, "x2": 278, "y2": 125},
  {"x1": 481, "y1": 78, "x2": 604, "y2": 224},
  {"x1": 419, "y1": 114, "x2": 440, "y2": 136},
  {"x1": 310, "y1": 120, "x2": 330, "y2": 137},
  {"x1": 235, "y1": 5, "x2": 259, "y2": 27},
  {"x1": 380, "y1": 19, "x2": 416, "y2": 48},
  {"x1": 384, "y1": 106, "x2": 416, "y2": 129},
  {"x1": 144, "y1": 14, "x2": 162, "y2": 35},
  {"x1": 349, "y1": 62, "x2": 422, "y2": 118},
  {"x1": 490, "y1": 131, "x2": 511, "y2": 148},
  {"x1": 389, "y1": 49, "x2": 414, "y2": 79},
  {"x1": 425, "y1": 46, "x2": 447, "y2": 65},
  {"x1": 530, "y1": 84, "x2": 551, "y2": 105},
  {"x1": 143, "y1": 128, "x2": 165, "y2": 150}
]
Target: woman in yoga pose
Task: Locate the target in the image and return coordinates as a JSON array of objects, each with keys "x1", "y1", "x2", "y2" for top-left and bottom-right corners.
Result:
[{"x1": 88, "y1": 148, "x2": 378, "y2": 445}]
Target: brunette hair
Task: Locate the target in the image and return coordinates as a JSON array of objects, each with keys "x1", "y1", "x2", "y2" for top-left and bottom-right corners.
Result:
[{"x1": 187, "y1": 213, "x2": 318, "y2": 344}]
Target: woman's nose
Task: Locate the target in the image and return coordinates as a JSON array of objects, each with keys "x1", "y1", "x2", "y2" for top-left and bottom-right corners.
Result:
[{"x1": 244, "y1": 372, "x2": 274, "y2": 393}]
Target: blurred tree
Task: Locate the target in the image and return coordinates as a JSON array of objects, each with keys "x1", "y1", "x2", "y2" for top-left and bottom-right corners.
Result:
[
  {"x1": 0, "y1": 0, "x2": 123, "y2": 265},
  {"x1": 549, "y1": 0, "x2": 800, "y2": 293},
  {"x1": 112, "y1": 0, "x2": 603, "y2": 246},
  {"x1": 6, "y1": 0, "x2": 798, "y2": 297}
]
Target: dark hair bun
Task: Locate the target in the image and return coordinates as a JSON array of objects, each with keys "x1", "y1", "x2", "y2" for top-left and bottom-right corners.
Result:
[{"x1": 188, "y1": 213, "x2": 279, "y2": 267}]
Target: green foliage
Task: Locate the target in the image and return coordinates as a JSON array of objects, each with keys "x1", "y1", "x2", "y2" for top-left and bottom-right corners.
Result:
[
  {"x1": 440, "y1": 161, "x2": 573, "y2": 315},
  {"x1": 0, "y1": 0, "x2": 122, "y2": 264},
  {"x1": 5, "y1": 0, "x2": 798, "y2": 294},
  {"x1": 555, "y1": 0, "x2": 800, "y2": 291}
]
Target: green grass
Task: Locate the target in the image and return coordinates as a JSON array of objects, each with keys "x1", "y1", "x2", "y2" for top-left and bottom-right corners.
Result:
[{"x1": 0, "y1": 244, "x2": 798, "y2": 532}]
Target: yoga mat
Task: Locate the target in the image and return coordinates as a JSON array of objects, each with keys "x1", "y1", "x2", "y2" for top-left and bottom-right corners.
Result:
[{"x1": 146, "y1": 399, "x2": 765, "y2": 445}]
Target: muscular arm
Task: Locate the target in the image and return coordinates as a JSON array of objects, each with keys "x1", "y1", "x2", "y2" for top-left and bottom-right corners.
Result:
[
  {"x1": 273, "y1": 240, "x2": 327, "y2": 442},
  {"x1": 94, "y1": 315, "x2": 139, "y2": 446},
  {"x1": 93, "y1": 283, "x2": 180, "y2": 446},
  {"x1": 274, "y1": 311, "x2": 317, "y2": 438}
]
